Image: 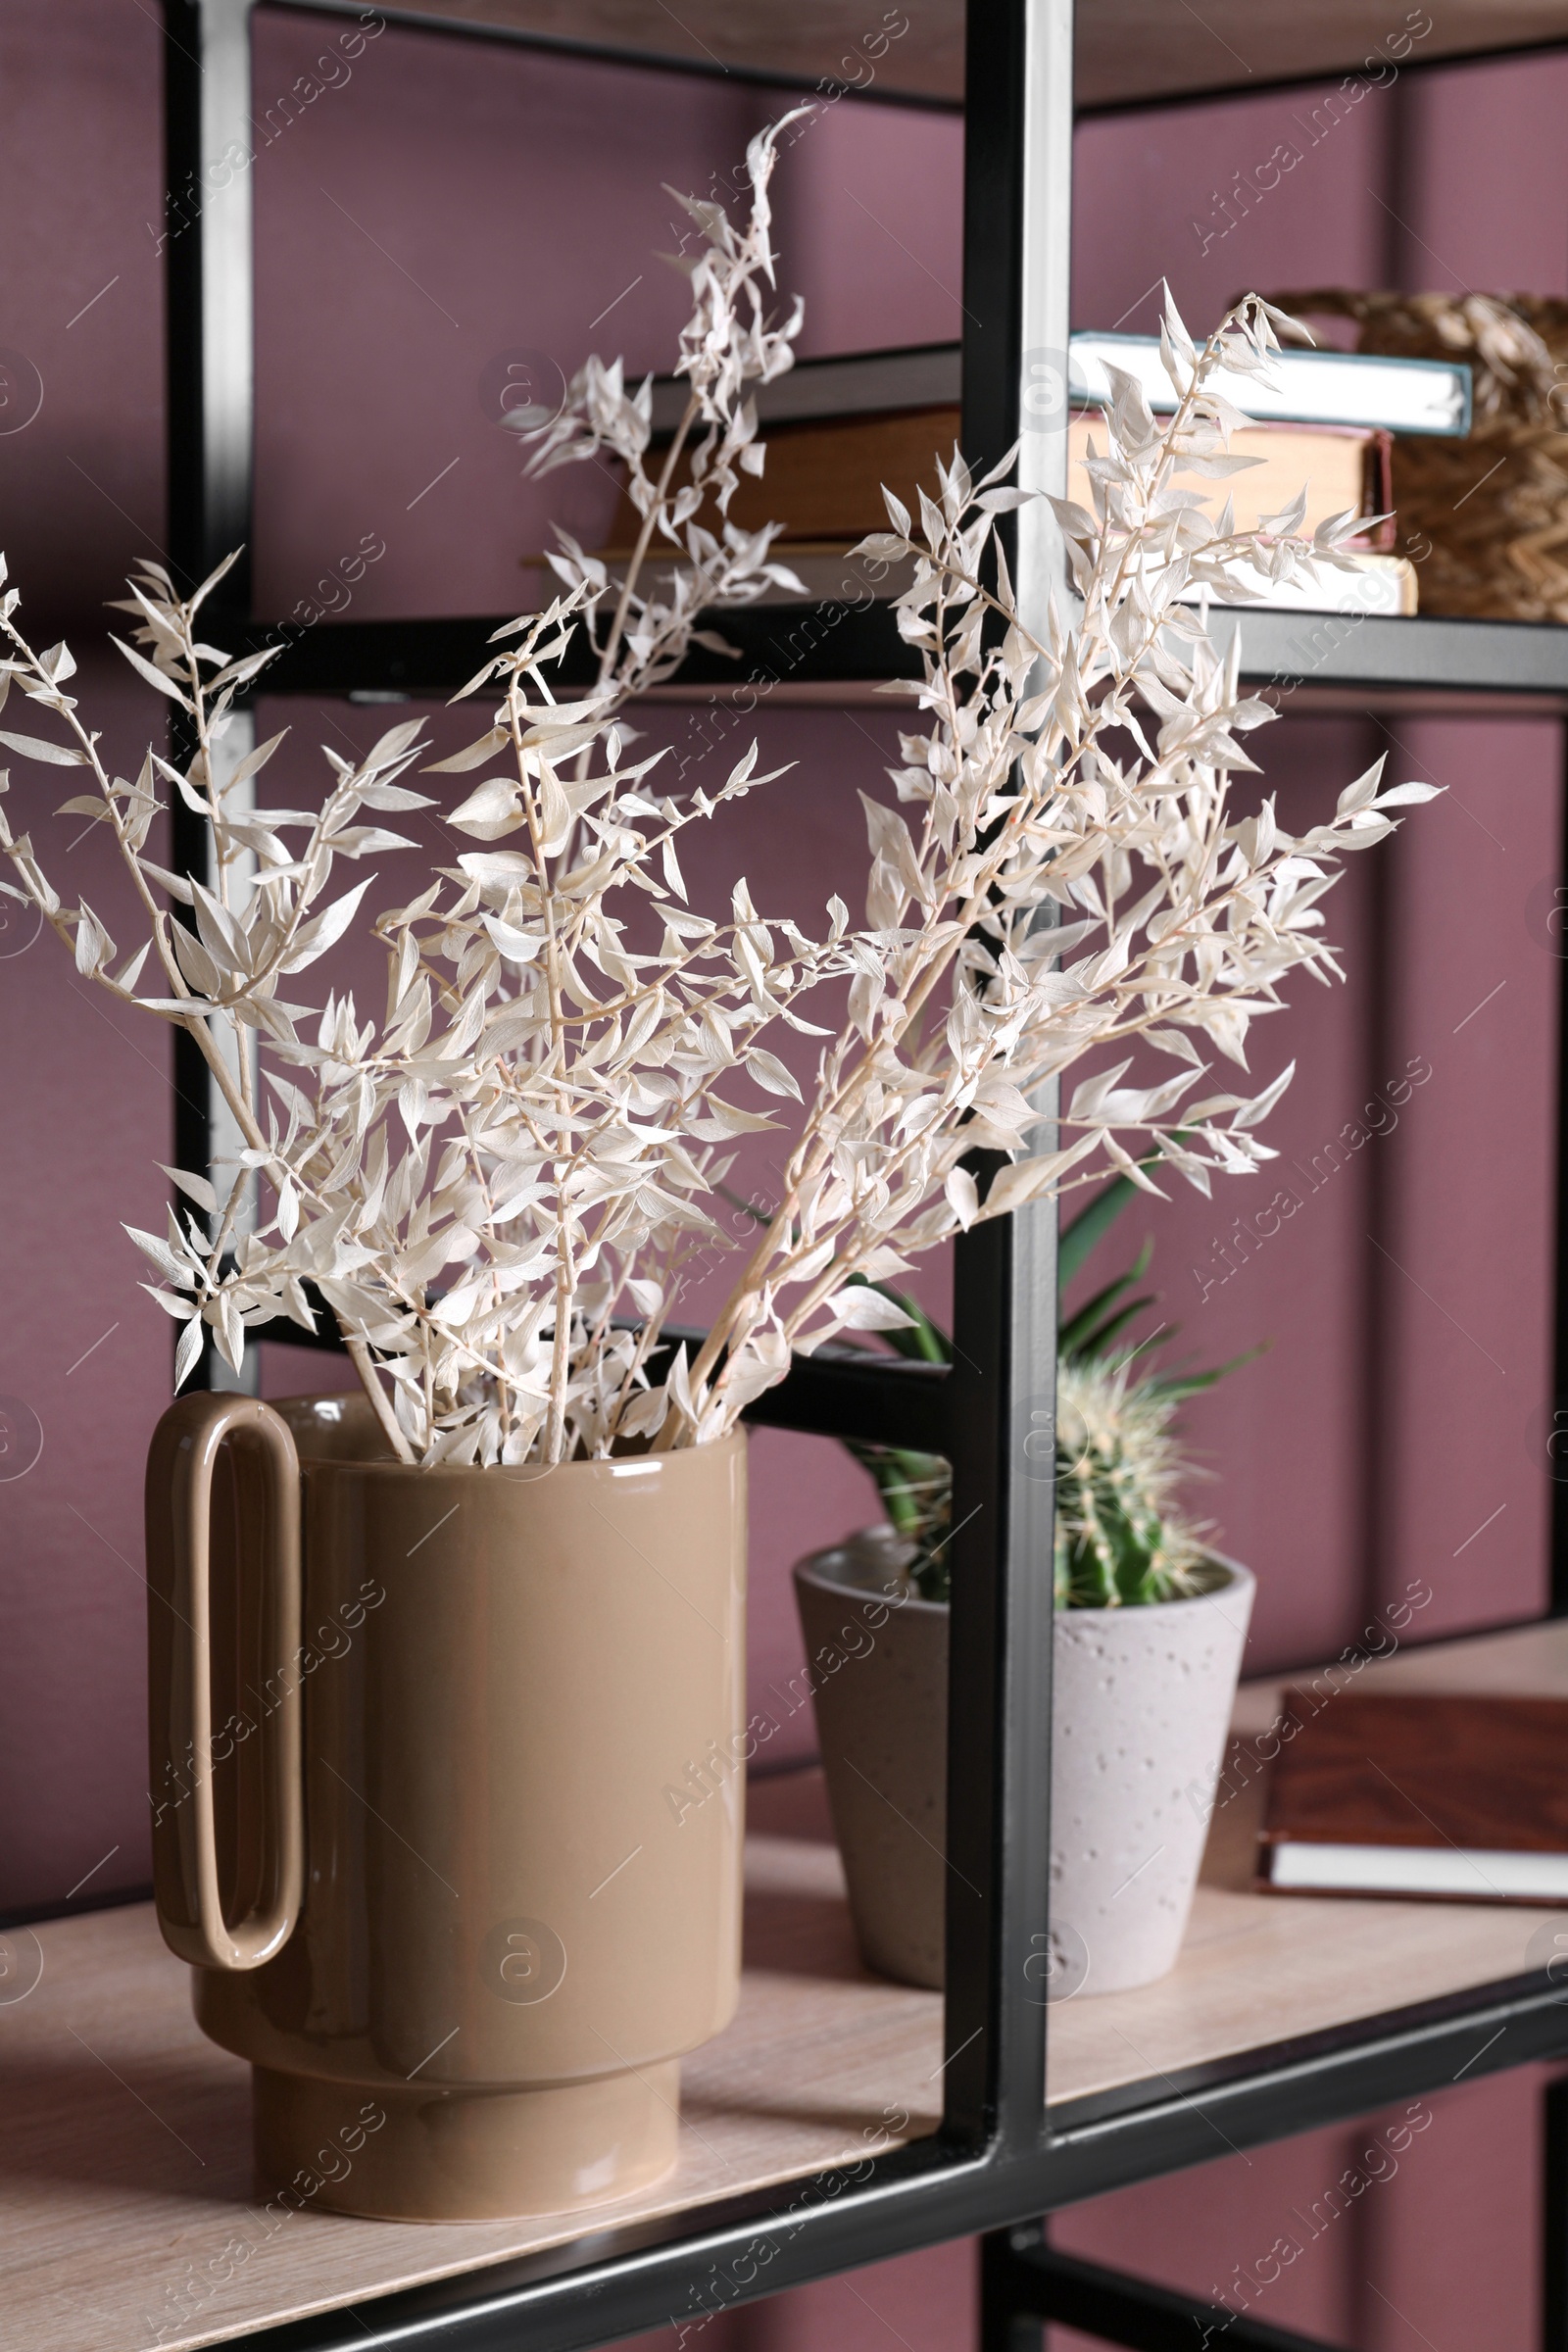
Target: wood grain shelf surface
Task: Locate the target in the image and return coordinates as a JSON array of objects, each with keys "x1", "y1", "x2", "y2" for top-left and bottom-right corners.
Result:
[
  {"x1": 0, "y1": 1818, "x2": 942, "y2": 2352},
  {"x1": 8, "y1": 1620, "x2": 1568, "y2": 2350},
  {"x1": 1048, "y1": 1618, "x2": 1568, "y2": 2108}
]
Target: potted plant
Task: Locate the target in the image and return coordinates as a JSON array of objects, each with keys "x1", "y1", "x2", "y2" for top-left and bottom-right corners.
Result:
[
  {"x1": 795, "y1": 1193, "x2": 1257, "y2": 1996},
  {"x1": 0, "y1": 105, "x2": 1435, "y2": 2209}
]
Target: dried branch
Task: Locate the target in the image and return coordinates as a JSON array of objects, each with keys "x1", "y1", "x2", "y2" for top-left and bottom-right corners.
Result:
[{"x1": 0, "y1": 147, "x2": 1438, "y2": 1469}]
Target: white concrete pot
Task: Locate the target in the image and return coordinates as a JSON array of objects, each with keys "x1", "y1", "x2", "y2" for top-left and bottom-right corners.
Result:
[
  {"x1": 793, "y1": 1535, "x2": 1253, "y2": 1998},
  {"x1": 1050, "y1": 1559, "x2": 1254, "y2": 1996}
]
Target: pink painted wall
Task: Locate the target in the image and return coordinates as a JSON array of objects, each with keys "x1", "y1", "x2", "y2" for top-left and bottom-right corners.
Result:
[
  {"x1": 0, "y1": 652, "x2": 174, "y2": 1911},
  {"x1": 1048, "y1": 2069, "x2": 1546, "y2": 2352},
  {"x1": 0, "y1": 8, "x2": 1565, "y2": 2349},
  {"x1": 1043, "y1": 48, "x2": 1568, "y2": 2352}
]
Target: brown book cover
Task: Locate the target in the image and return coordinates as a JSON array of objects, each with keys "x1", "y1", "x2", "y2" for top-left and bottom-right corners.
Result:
[
  {"x1": 1257, "y1": 1691, "x2": 1568, "y2": 1903},
  {"x1": 585, "y1": 410, "x2": 1396, "y2": 561},
  {"x1": 1073, "y1": 417, "x2": 1394, "y2": 551}
]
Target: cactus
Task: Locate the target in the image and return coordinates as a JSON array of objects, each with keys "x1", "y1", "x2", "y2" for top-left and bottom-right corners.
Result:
[
  {"x1": 841, "y1": 1171, "x2": 1251, "y2": 1607},
  {"x1": 1052, "y1": 1357, "x2": 1209, "y2": 1608}
]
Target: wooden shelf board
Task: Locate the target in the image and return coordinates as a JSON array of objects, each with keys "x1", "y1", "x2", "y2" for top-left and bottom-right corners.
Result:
[
  {"x1": 290, "y1": 0, "x2": 1568, "y2": 111},
  {"x1": 1076, "y1": 0, "x2": 1568, "y2": 110},
  {"x1": 1049, "y1": 1617, "x2": 1568, "y2": 2109},
  {"x1": 9, "y1": 1620, "x2": 1568, "y2": 2350},
  {"x1": 0, "y1": 1816, "x2": 941, "y2": 2352}
]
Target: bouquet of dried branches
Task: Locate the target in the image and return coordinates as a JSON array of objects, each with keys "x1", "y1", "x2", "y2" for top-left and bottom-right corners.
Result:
[{"x1": 0, "y1": 118, "x2": 1437, "y2": 1471}]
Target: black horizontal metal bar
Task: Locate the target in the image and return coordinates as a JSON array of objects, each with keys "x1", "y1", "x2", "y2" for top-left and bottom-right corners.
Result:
[
  {"x1": 253, "y1": 1307, "x2": 953, "y2": 1449},
  {"x1": 223, "y1": 602, "x2": 1568, "y2": 711},
  {"x1": 742, "y1": 1348, "x2": 951, "y2": 1450},
  {"x1": 225, "y1": 611, "x2": 548, "y2": 699},
  {"x1": 228, "y1": 1967, "x2": 1568, "y2": 2352},
  {"x1": 274, "y1": 0, "x2": 1568, "y2": 122},
  {"x1": 988, "y1": 2233, "x2": 1337, "y2": 2351},
  {"x1": 1043, "y1": 1961, "x2": 1568, "y2": 2138},
  {"x1": 250, "y1": 1301, "x2": 347, "y2": 1354},
  {"x1": 224, "y1": 602, "x2": 922, "y2": 702},
  {"x1": 1212, "y1": 606, "x2": 1568, "y2": 705},
  {"x1": 1040, "y1": 1973, "x2": 1568, "y2": 2211}
]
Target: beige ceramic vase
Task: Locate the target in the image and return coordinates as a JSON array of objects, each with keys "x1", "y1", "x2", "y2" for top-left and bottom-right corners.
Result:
[{"x1": 146, "y1": 1390, "x2": 747, "y2": 2222}]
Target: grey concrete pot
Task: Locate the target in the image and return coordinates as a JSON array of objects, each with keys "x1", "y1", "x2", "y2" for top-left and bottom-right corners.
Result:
[
  {"x1": 793, "y1": 1530, "x2": 948, "y2": 1988},
  {"x1": 793, "y1": 1533, "x2": 1253, "y2": 1998}
]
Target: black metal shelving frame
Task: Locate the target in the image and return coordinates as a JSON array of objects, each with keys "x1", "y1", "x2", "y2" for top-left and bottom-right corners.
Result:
[{"x1": 131, "y1": 3, "x2": 1568, "y2": 2346}]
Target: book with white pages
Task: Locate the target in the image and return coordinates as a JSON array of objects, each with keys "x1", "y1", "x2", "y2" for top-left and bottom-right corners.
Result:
[
  {"x1": 1068, "y1": 332, "x2": 1472, "y2": 437},
  {"x1": 643, "y1": 337, "x2": 1472, "y2": 439},
  {"x1": 1256, "y1": 1690, "x2": 1568, "y2": 1905},
  {"x1": 1180, "y1": 553, "x2": 1417, "y2": 617}
]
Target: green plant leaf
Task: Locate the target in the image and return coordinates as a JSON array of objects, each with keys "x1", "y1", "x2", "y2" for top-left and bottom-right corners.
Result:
[
  {"x1": 1056, "y1": 1140, "x2": 1196, "y2": 1291},
  {"x1": 1144, "y1": 1342, "x2": 1268, "y2": 1400},
  {"x1": 1065, "y1": 1297, "x2": 1159, "y2": 1363},
  {"x1": 1055, "y1": 1238, "x2": 1153, "y2": 1358},
  {"x1": 1056, "y1": 1172, "x2": 1140, "y2": 1289}
]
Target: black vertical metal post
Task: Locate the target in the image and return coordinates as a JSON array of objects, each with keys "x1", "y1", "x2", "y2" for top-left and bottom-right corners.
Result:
[
  {"x1": 980, "y1": 2227, "x2": 1048, "y2": 2352},
  {"x1": 163, "y1": 0, "x2": 258, "y2": 1383},
  {"x1": 942, "y1": 0, "x2": 1074, "y2": 2157},
  {"x1": 163, "y1": 0, "x2": 257, "y2": 606},
  {"x1": 1545, "y1": 2074, "x2": 1568, "y2": 2352}
]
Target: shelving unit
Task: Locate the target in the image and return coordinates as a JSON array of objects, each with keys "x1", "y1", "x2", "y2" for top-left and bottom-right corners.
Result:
[
  {"x1": 18, "y1": 1623, "x2": 1568, "y2": 2350},
  {"x1": 39, "y1": 1, "x2": 1567, "y2": 2344}
]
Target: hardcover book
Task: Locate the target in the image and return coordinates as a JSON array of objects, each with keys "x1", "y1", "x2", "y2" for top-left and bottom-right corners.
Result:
[
  {"x1": 1257, "y1": 1691, "x2": 1568, "y2": 1902},
  {"x1": 591, "y1": 411, "x2": 1398, "y2": 570}
]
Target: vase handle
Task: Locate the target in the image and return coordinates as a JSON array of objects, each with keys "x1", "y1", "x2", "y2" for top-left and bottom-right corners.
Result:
[{"x1": 145, "y1": 1393, "x2": 305, "y2": 1971}]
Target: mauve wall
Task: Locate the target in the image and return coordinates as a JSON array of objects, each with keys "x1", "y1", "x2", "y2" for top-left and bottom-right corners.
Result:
[
  {"x1": 0, "y1": 9, "x2": 1564, "y2": 2349},
  {"x1": 247, "y1": 17, "x2": 962, "y2": 622},
  {"x1": 1045, "y1": 51, "x2": 1568, "y2": 2352},
  {"x1": 0, "y1": 0, "x2": 173, "y2": 1911}
]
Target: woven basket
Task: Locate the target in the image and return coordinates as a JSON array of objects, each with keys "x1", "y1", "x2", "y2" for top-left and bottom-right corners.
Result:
[{"x1": 1268, "y1": 291, "x2": 1568, "y2": 621}]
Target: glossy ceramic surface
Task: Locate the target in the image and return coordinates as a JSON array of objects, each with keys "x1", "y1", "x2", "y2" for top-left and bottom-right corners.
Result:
[{"x1": 146, "y1": 1392, "x2": 747, "y2": 2218}]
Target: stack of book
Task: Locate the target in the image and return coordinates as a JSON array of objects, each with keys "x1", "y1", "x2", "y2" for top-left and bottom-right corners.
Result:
[
  {"x1": 1069, "y1": 330, "x2": 1470, "y2": 615},
  {"x1": 587, "y1": 334, "x2": 1472, "y2": 617}
]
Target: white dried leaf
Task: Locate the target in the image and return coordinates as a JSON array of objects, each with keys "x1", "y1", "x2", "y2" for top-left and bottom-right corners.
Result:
[
  {"x1": 945, "y1": 1167, "x2": 979, "y2": 1230},
  {"x1": 823, "y1": 1287, "x2": 917, "y2": 1333},
  {"x1": 159, "y1": 1163, "x2": 218, "y2": 1214},
  {"x1": 449, "y1": 778, "x2": 522, "y2": 838},
  {"x1": 745, "y1": 1048, "x2": 800, "y2": 1101},
  {"x1": 0, "y1": 239, "x2": 1435, "y2": 1474},
  {"x1": 0, "y1": 728, "x2": 86, "y2": 766},
  {"x1": 111, "y1": 635, "x2": 192, "y2": 708},
  {"x1": 173, "y1": 1316, "x2": 204, "y2": 1390}
]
